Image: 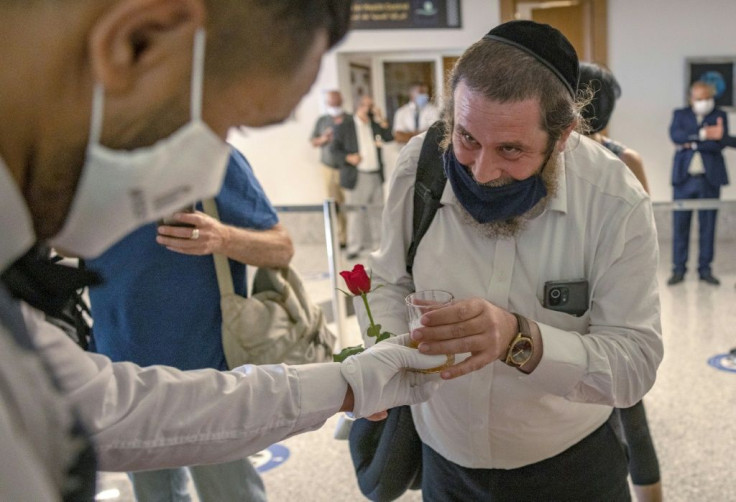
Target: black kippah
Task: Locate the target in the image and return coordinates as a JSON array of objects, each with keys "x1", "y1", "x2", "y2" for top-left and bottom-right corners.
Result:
[{"x1": 483, "y1": 20, "x2": 579, "y2": 98}]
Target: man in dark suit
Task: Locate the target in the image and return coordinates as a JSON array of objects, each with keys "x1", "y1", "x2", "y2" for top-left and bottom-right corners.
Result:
[
  {"x1": 332, "y1": 95, "x2": 393, "y2": 259},
  {"x1": 668, "y1": 81, "x2": 729, "y2": 286}
]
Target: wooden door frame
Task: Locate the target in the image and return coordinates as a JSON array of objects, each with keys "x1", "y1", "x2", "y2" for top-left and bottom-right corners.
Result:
[{"x1": 499, "y1": 0, "x2": 608, "y2": 65}]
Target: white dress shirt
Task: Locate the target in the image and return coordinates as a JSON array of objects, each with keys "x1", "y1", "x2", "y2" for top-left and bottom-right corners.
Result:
[
  {"x1": 354, "y1": 117, "x2": 380, "y2": 172},
  {"x1": 356, "y1": 133, "x2": 663, "y2": 469},
  {"x1": 392, "y1": 101, "x2": 440, "y2": 135},
  {"x1": 689, "y1": 113, "x2": 707, "y2": 175},
  {"x1": 0, "y1": 157, "x2": 347, "y2": 498}
]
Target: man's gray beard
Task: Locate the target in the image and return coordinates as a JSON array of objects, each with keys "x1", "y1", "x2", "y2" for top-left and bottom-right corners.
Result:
[{"x1": 457, "y1": 152, "x2": 561, "y2": 239}]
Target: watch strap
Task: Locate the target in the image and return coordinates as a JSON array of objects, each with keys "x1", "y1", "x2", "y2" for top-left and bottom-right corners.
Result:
[
  {"x1": 504, "y1": 313, "x2": 533, "y2": 371},
  {"x1": 512, "y1": 313, "x2": 531, "y2": 338}
]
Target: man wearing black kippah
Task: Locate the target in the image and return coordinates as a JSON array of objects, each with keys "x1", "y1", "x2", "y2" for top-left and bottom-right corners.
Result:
[{"x1": 356, "y1": 20, "x2": 663, "y2": 501}]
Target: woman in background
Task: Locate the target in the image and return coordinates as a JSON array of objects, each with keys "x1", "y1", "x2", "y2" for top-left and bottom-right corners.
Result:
[{"x1": 580, "y1": 61, "x2": 662, "y2": 502}]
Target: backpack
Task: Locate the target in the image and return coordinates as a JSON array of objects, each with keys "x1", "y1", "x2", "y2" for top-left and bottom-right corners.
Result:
[
  {"x1": 1, "y1": 245, "x2": 96, "y2": 350},
  {"x1": 406, "y1": 120, "x2": 448, "y2": 275},
  {"x1": 43, "y1": 254, "x2": 94, "y2": 351}
]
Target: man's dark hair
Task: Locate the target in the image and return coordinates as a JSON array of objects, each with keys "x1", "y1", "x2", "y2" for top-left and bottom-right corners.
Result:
[
  {"x1": 205, "y1": 0, "x2": 352, "y2": 76},
  {"x1": 442, "y1": 39, "x2": 588, "y2": 150}
]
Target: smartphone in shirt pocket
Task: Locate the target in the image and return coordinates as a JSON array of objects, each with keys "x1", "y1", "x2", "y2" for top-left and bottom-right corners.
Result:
[{"x1": 543, "y1": 279, "x2": 589, "y2": 317}]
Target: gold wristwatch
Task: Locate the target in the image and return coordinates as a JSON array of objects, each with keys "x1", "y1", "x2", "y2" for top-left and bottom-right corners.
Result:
[{"x1": 504, "y1": 313, "x2": 534, "y2": 373}]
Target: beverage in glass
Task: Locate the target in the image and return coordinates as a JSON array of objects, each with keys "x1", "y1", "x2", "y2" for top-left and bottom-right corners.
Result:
[{"x1": 405, "y1": 290, "x2": 455, "y2": 373}]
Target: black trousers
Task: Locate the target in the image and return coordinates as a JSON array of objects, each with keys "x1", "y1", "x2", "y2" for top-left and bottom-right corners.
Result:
[
  {"x1": 421, "y1": 417, "x2": 630, "y2": 502},
  {"x1": 672, "y1": 174, "x2": 720, "y2": 276},
  {"x1": 617, "y1": 401, "x2": 660, "y2": 485}
]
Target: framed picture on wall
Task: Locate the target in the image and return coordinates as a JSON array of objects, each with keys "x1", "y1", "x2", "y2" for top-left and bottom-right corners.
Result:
[{"x1": 686, "y1": 57, "x2": 736, "y2": 110}]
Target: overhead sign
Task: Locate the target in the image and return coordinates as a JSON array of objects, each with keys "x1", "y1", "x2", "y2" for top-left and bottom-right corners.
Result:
[{"x1": 351, "y1": 0, "x2": 462, "y2": 30}]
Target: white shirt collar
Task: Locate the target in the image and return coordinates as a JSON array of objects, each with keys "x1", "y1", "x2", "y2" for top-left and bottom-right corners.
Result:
[{"x1": 0, "y1": 156, "x2": 35, "y2": 271}]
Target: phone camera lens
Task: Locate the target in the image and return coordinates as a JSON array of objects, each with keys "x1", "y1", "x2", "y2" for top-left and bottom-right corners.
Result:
[{"x1": 549, "y1": 287, "x2": 561, "y2": 305}]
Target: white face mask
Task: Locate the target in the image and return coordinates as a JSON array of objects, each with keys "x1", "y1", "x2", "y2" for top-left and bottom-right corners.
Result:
[
  {"x1": 50, "y1": 29, "x2": 230, "y2": 258},
  {"x1": 327, "y1": 106, "x2": 343, "y2": 117},
  {"x1": 692, "y1": 98, "x2": 715, "y2": 116}
]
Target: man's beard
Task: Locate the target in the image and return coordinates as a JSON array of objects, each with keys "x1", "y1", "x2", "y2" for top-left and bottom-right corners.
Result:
[{"x1": 456, "y1": 151, "x2": 561, "y2": 239}]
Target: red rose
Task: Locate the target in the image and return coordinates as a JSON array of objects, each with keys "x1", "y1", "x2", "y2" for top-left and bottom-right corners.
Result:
[{"x1": 340, "y1": 264, "x2": 372, "y2": 296}]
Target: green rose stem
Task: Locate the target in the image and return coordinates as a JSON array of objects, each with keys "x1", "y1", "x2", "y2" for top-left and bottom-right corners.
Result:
[{"x1": 361, "y1": 293, "x2": 376, "y2": 330}]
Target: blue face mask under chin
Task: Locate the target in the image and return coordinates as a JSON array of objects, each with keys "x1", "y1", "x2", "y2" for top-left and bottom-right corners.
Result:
[{"x1": 443, "y1": 146, "x2": 551, "y2": 224}]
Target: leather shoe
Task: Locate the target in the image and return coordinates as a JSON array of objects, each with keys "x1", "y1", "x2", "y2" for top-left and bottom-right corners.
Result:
[
  {"x1": 667, "y1": 273, "x2": 684, "y2": 285},
  {"x1": 699, "y1": 274, "x2": 720, "y2": 286}
]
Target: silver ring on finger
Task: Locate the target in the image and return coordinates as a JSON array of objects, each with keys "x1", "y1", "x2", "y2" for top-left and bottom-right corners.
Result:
[{"x1": 190, "y1": 228, "x2": 200, "y2": 240}]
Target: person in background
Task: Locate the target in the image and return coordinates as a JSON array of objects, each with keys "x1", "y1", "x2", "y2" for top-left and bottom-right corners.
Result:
[
  {"x1": 0, "y1": 2, "x2": 448, "y2": 499},
  {"x1": 580, "y1": 63, "x2": 649, "y2": 192},
  {"x1": 392, "y1": 82, "x2": 441, "y2": 144},
  {"x1": 667, "y1": 81, "x2": 729, "y2": 286},
  {"x1": 332, "y1": 95, "x2": 394, "y2": 259},
  {"x1": 703, "y1": 116, "x2": 736, "y2": 290},
  {"x1": 87, "y1": 148, "x2": 292, "y2": 502},
  {"x1": 356, "y1": 20, "x2": 662, "y2": 501},
  {"x1": 311, "y1": 90, "x2": 349, "y2": 248},
  {"x1": 580, "y1": 61, "x2": 663, "y2": 502}
]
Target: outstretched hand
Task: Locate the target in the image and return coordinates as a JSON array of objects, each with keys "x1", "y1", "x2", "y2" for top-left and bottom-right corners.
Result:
[{"x1": 340, "y1": 333, "x2": 445, "y2": 418}]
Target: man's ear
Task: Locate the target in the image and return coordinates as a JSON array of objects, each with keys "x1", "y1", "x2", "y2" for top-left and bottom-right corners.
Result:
[
  {"x1": 556, "y1": 120, "x2": 577, "y2": 152},
  {"x1": 88, "y1": 0, "x2": 206, "y2": 94}
]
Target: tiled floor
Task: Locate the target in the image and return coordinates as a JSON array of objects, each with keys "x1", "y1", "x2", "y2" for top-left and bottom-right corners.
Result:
[{"x1": 96, "y1": 235, "x2": 736, "y2": 502}]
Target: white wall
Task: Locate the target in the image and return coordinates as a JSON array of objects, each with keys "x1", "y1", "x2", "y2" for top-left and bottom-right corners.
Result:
[
  {"x1": 608, "y1": 0, "x2": 736, "y2": 202},
  {"x1": 229, "y1": 0, "x2": 499, "y2": 206},
  {"x1": 230, "y1": 0, "x2": 736, "y2": 206}
]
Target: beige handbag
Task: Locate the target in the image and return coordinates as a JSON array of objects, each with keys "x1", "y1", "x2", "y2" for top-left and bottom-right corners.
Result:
[{"x1": 202, "y1": 199, "x2": 336, "y2": 368}]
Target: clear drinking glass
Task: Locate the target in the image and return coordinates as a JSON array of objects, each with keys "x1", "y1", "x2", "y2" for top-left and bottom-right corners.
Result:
[{"x1": 405, "y1": 290, "x2": 455, "y2": 373}]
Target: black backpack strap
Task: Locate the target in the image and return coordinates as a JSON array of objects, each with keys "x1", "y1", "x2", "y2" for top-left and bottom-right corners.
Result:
[
  {"x1": 406, "y1": 120, "x2": 448, "y2": 275},
  {"x1": 1, "y1": 245, "x2": 98, "y2": 350}
]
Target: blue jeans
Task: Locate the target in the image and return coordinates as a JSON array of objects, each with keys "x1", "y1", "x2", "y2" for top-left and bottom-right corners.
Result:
[{"x1": 129, "y1": 458, "x2": 266, "y2": 502}]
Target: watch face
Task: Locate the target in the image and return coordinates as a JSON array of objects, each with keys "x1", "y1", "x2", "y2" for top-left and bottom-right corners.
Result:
[{"x1": 510, "y1": 337, "x2": 533, "y2": 365}]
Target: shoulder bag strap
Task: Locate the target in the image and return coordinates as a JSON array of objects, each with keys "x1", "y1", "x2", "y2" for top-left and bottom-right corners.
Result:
[
  {"x1": 406, "y1": 120, "x2": 448, "y2": 275},
  {"x1": 201, "y1": 199, "x2": 235, "y2": 297}
]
